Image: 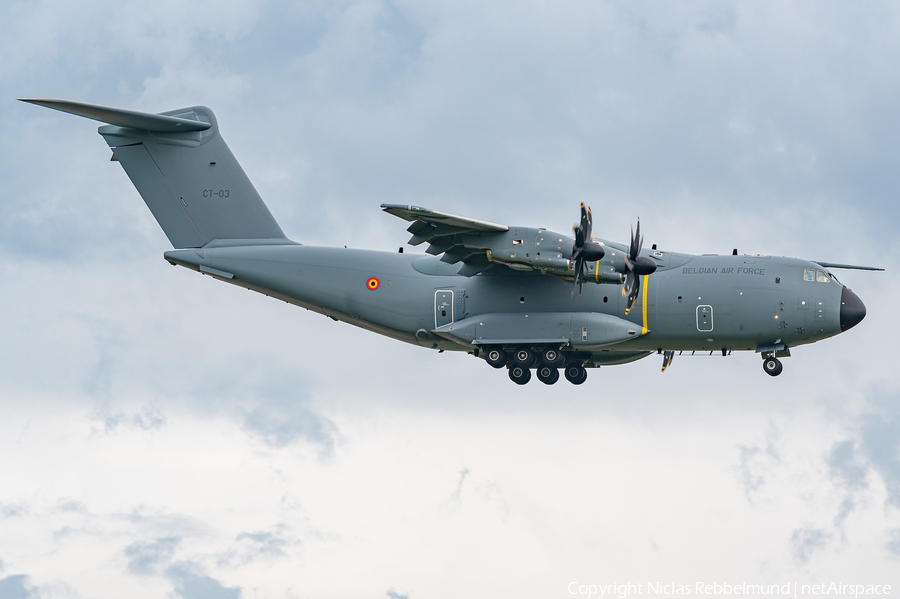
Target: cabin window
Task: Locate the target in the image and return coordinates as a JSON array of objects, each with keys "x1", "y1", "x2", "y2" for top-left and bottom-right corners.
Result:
[
  {"x1": 603, "y1": 296, "x2": 608, "y2": 303},
  {"x1": 816, "y1": 269, "x2": 830, "y2": 283},
  {"x1": 512, "y1": 239, "x2": 523, "y2": 245},
  {"x1": 803, "y1": 269, "x2": 815, "y2": 282}
]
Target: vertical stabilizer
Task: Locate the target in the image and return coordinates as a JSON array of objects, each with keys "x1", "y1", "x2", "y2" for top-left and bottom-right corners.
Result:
[{"x1": 21, "y1": 99, "x2": 290, "y2": 249}]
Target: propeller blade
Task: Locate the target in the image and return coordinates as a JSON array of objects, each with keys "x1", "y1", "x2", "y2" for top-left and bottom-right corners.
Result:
[
  {"x1": 571, "y1": 256, "x2": 582, "y2": 296},
  {"x1": 623, "y1": 270, "x2": 642, "y2": 314},
  {"x1": 629, "y1": 217, "x2": 644, "y2": 260},
  {"x1": 634, "y1": 218, "x2": 642, "y2": 257},
  {"x1": 583, "y1": 204, "x2": 592, "y2": 242},
  {"x1": 571, "y1": 203, "x2": 595, "y2": 297}
]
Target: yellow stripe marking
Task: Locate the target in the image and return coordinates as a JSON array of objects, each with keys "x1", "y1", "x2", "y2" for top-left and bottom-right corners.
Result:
[
  {"x1": 595, "y1": 260, "x2": 599, "y2": 283},
  {"x1": 641, "y1": 274, "x2": 649, "y2": 335}
]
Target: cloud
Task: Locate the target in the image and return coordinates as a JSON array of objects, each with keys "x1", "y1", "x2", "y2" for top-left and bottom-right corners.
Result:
[
  {"x1": 451, "y1": 468, "x2": 469, "y2": 502},
  {"x1": 825, "y1": 390, "x2": 900, "y2": 535},
  {"x1": 0, "y1": 503, "x2": 28, "y2": 519},
  {"x1": 856, "y1": 394, "x2": 900, "y2": 509},
  {"x1": 0, "y1": 575, "x2": 40, "y2": 599},
  {"x1": 99, "y1": 409, "x2": 167, "y2": 434},
  {"x1": 242, "y1": 405, "x2": 339, "y2": 454},
  {"x1": 124, "y1": 537, "x2": 181, "y2": 576},
  {"x1": 386, "y1": 590, "x2": 410, "y2": 599},
  {"x1": 118, "y1": 507, "x2": 210, "y2": 539},
  {"x1": 827, "y1": 439, "x2": 869, "y2": 536},
  {"x1": 57, "y1": 501, "x2": 86, "y2": 514},
  {"x1": 886, "y1": 529, "x2": 900, "y2": 556},
  {"x1": 218, "y1": 529, "x2": 294, "y2": 567},
  {"x1": 165, "y1": 562, "x2": 241, "y2": 599},
  {"x1": 735, "y1": 424, "x2": 781, "y2": 503},
  {"x1": 790, "y1": 527, "x2": 831, "y2": 564}
]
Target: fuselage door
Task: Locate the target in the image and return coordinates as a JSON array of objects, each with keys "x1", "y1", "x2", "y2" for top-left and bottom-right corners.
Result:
[
  {"x1": 435, "y1": 290, "x2": 454, "y2": 328},
  {"x1": 696, "y1": 305, "x2": 713, "y2": 332}
]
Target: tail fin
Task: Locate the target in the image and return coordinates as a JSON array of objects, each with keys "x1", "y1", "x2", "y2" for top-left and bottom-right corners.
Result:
[{"x1": 21, "y1": 99, "x2": 290, "y2": 249}]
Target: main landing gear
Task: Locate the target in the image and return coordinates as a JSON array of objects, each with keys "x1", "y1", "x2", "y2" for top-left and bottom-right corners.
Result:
[
  {"x1": 763, "y1": 357, "x2": 784, "y2": 377},
  {"x1": 564, "y1": 363, "x2": 587, "y2": 385},
  {"x1": 487, "y1": 345, "x2": 587, "y2": 385},
  {"x1": 509, "y1": 364, "x2": 531, "y2": 385}
]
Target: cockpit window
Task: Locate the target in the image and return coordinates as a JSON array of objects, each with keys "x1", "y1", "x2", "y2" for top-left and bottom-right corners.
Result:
[
  {"x1": 816, "y1": 269, "x2": 830, "y2": 283},
  {"x1": 803, "y1": 268, "x2": 815, "y2": 282}
]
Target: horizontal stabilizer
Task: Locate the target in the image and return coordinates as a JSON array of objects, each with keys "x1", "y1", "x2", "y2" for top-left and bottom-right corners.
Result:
[{"x1": 19, "y1": 99, "x2": 211, "y2": 132}]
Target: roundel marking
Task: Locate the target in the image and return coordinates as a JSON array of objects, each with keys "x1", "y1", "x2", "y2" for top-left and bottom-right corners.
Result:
[{"x1": 366, "y1": 277, "x2": 380, "y2": 290}]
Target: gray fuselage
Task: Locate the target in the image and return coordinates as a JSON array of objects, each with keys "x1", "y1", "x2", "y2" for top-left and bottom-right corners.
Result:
[{"x1": 165, "y1": 241, "x2": 847, "y2": 367}]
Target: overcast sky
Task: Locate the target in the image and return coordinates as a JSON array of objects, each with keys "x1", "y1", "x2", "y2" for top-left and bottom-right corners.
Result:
[{"x1": 1, "y1": 1, "x2": 899, "y2": 598}]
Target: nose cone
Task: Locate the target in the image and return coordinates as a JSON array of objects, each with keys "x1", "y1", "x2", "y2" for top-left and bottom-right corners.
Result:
[{"x1": 840, "y1": 286, "x2": 866, "y2": 331}]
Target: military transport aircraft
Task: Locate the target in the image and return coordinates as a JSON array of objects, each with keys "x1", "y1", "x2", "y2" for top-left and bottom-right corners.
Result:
[{"x1": 22, "y1": 99, "x2": 882, "y2": 385}]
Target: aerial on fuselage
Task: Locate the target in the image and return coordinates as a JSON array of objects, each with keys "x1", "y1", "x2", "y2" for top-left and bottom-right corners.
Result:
[{"x1": 21, "y1": 98, "x2": 881, "y2": 385}]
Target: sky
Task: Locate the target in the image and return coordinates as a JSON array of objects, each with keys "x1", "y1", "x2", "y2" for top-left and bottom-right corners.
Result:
[{"x1": 1, "y1": 1, "x2": 899, "y2": 598}]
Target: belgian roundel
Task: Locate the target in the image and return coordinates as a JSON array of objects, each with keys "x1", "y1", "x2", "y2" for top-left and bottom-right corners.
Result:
[{"x1": 366, "y1": 277, "x2": 380, "y2": 290}]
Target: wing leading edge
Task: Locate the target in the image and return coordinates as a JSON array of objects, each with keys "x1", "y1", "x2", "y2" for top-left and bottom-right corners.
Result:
[{"x1": 381, "y1": 204, "x2": 511, "y2": 276}]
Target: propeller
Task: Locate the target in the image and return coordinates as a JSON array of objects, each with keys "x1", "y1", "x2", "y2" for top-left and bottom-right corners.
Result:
[
  {"x1": 571, "y1": 203, "x2": 605, "y2": 296},
  {"x1": 622, "y1": 217, "x2": 658, "y2": 313}
]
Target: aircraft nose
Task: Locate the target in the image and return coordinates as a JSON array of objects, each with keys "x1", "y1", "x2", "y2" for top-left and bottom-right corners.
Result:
[{"x1": 840, "y1": 286, "x2": 866, "y2": 332}]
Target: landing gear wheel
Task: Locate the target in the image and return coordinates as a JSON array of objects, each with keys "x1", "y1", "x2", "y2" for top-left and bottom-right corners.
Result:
[
  {"x1": 763, "y1": 357, "x2": 783, "y2": 377},
  {"x1": 541, "y1": 348, "x2": 565, "y2": 367},
  {"x1": 484, "y1": 347, "x2": 507, "y2": 369},
  {"x1": 509, "y1": 365, "x2": 532, "y2": 385},
  {"x1": 513, "y1": 347, "x2": 536, "y2": 368},
  {"x1": 536, "y1": 365, "x2": 560, "y2": 385},
  {"x1": 564, "y1": 364, "x2": 587, "y2": 385}
]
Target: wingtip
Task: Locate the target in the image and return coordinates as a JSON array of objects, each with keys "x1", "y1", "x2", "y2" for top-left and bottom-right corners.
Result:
[{"x1": 18, "y1": 98, "x2": 57, "y2": 105}]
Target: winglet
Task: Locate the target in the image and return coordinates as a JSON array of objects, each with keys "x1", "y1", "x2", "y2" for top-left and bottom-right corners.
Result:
[{"x1": 19, "y1": 99, "x2": 211, "y2": 132}]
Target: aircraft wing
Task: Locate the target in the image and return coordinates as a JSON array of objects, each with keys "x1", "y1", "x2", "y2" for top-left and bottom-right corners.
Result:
[
  {"x1": 381, "y1": 204, "x2": 512, "y2": 276},
  {"x1": 813, "y1": 261, "x2": 884, "y2": 271}
]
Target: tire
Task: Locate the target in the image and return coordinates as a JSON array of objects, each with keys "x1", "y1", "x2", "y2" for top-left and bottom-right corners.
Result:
[
  {"x1": 512, "y1": 347, "x2": 536, "y2": 368},
  {"x1": 509, "y1": 365, "x2": 532, "y2": 385},
  {"x1": 536, "y1": 365, "x2": 559, "y2": 385},
  {"x1": 541, "y1": 347, "x2": 565, "y2": 367},
  {"x1": 565, "y1": 363, "x2": 587, "y2": 384},
  {"x1": 763, "y1": 357, "x2": 783, "y2": 377},
  {"x1": 484, "y1": 347, "x2": 507, "y2": 369}
]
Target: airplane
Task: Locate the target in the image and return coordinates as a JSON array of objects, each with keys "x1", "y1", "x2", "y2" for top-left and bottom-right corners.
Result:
[{"x1": 20, "y1": 99, "x2": 882, "y2": 385}]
